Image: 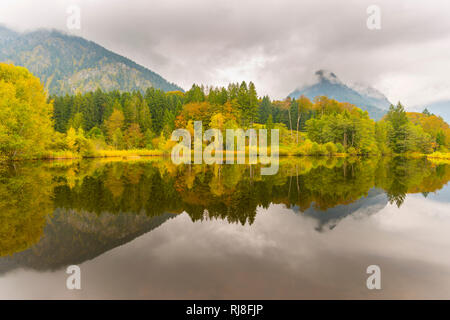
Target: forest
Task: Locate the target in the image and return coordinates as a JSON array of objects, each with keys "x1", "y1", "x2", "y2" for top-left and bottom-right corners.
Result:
[{"x1": 0, "y1": 63, "x2": 449, "y2": 161}]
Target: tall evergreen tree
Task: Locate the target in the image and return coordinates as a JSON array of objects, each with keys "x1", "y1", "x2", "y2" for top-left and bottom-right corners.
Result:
[
  {"x1": 248, "y1": 82, "x2": 259, "y2": 126},
  {"x1": 386, "y1": 102, "x2": 410, "y2": 153},
  {"x1": 258, "y1": 95, "x2": 272, "y2": 124}
]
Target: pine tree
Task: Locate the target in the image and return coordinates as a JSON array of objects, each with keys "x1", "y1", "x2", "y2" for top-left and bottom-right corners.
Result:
[
  {"x1": 248, "y1": 82, "x2": 258, "y2": 127},
  {"x1": 386, "y1": 103, "x2": 410, "y2": 153},
  {"x1": 138, "y1": 101, "x2": 152, "y2": 133},
  {"x1": 237, "y1": 81, "x2": 250, "y2": 127},
  {"x1": 258, "y1": 96, "x2": 272, "y2": 124},
  {"x1": 162, "y1": 109, "x2": 175, "y2": 138}
]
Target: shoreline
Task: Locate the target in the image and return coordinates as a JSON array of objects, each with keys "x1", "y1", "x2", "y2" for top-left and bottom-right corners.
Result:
[{"x1": 2, "y1": 150, "x2": 449, "y2": 163}]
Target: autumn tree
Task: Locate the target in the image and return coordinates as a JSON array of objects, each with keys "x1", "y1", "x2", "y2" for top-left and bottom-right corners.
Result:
[
  {"x1": 295, "y1": 95, "x2": 312, "y2": 143},
  {"x1": 112, "y1": 128, "x2": 125, "y2": 149},
  {"x1": 0, "y1": 63, "x2": 54, "y2": 160},
  {"x1": 105, "y1": 108, "x2": 125, "y2": 141},
  {"x1": 125, "y1": 123, "x2": 144, "y2": 149},
  {"x1": 138, "y1": 101, "x2": 152, "y2": 133}
]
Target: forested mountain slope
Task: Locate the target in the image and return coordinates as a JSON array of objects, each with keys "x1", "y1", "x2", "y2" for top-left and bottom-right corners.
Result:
[{"x1": 0, "y1": 26, "x2": 182, "y2": 95}]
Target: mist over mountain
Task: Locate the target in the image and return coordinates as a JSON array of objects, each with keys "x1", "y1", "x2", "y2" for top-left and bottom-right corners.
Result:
[
  {"x1": 0, "y1": 26, "x2": 183, "y2": 95},
  {"x1": 289, "y1": 70, "x2": 392, "y2": 120},
  {"x1": 1, "y1": 24, "x2": 448, "y2": 125}
]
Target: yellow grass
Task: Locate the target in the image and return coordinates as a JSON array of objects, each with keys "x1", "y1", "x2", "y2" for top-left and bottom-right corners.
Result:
[
  {"x1": 427, "y1": 152, "x2": 450, "y2": 164},
  {"x1": 27, "y1": 149, "x2": 166, "y2": 161},
  {"x1": 40, "y1": 150, "x2": 80, "y2": 160},
  {"x1": 427, "y1": 152, "x2": 450, "y2": 160},
  {"x1": 97, "y1": 149, "x2": 166, "y2": 158}
]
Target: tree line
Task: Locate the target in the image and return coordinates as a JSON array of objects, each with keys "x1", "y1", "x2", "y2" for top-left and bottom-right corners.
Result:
[{"x1": 1, "y1": 63, "x2": 449, "y2": 160}]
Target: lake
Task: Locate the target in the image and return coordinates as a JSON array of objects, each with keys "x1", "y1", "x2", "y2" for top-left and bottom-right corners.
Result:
[{"x1": 0, "y1": 156, "x2": 449, "y2": 299}]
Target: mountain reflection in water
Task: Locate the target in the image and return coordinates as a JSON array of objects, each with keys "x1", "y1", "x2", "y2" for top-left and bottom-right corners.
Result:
[{"x1": 0, "y1": 156, "x2": 449, "y2": 299}]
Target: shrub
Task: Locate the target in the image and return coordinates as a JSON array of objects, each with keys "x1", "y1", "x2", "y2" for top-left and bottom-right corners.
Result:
[
  {"x1": 347, "y1": 146, "x2": 357, "y2": 155},
  {"x1": 310, "y1": 142, "x2": 324, "y2": 156},
  {"x1": 299, "y1": 139, "x2": 313, "y2": 155},
  {"x1": 360, "y1": 143, "x2": 379, "y2": 155},
  {"x1": 88, "y1": 126, "x2": 104, "y2": 139},
  {"x1": 335, "y1": 143, "x2": 345, "y2": 153},
  {"x1": 324, "y1": 142, "x2": 337, "y2": 156}
]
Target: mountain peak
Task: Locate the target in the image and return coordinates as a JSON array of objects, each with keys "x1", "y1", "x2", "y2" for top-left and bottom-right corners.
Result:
[
  {"x1": 315, "y1": 69, "x2": 341, "y2": 84},
  {"x1": 289, "y1": 70, "x2": 391, "y2": 120}
]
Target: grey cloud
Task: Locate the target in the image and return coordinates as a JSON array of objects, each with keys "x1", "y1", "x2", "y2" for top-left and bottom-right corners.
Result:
[{"x1": 1, "y1": 0, "x2": 450, "y2": 106}]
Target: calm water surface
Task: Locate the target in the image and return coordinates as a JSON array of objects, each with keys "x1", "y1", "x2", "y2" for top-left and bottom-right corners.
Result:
[{"x1": 0, "y1": 157, "x2": 449, "y2": 299}]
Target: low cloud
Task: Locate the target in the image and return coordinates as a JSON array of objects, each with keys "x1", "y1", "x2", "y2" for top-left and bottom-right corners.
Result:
[{"x1": 1, "y1": 0, "x2": 450, "y2": 106}]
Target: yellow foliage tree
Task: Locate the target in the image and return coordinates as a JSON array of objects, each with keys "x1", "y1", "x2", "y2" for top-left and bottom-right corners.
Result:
[
  {"x1": 105, "y1": 108, "x2": 125, "y2": 141},
  {"x1": 0, "y1": 63, "x2": 54, "y2": 160}
]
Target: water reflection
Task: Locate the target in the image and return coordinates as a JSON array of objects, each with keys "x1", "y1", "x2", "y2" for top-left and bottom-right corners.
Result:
[{"x1": 0, "y1": 157, "x2": 449, "y2": 298}]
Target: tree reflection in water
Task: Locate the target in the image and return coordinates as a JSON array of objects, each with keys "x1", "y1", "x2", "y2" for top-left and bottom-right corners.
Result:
[{"x1": 0, "y1": 156, "x2": 449, "y2": 263}]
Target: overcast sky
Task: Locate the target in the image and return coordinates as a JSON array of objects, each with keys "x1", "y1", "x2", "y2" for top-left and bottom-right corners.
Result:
[{"x1": 1, "y1": 0, "x2": 450, "y2": 107}]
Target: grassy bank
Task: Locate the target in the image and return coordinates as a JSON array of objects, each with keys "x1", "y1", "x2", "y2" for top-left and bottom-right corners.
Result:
[
  {"x1": 29, "y1": 149, "x2": 168, "y2": 161},
  {"x1": 4, "y1": 148, "x2": 450, "y2": 162},
  {"x1": 427, "y1": 152, "x2": 450, "y2": 160},
  {"x1": 426, "y1": 152, "x2": 450, "y2": 164}
]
